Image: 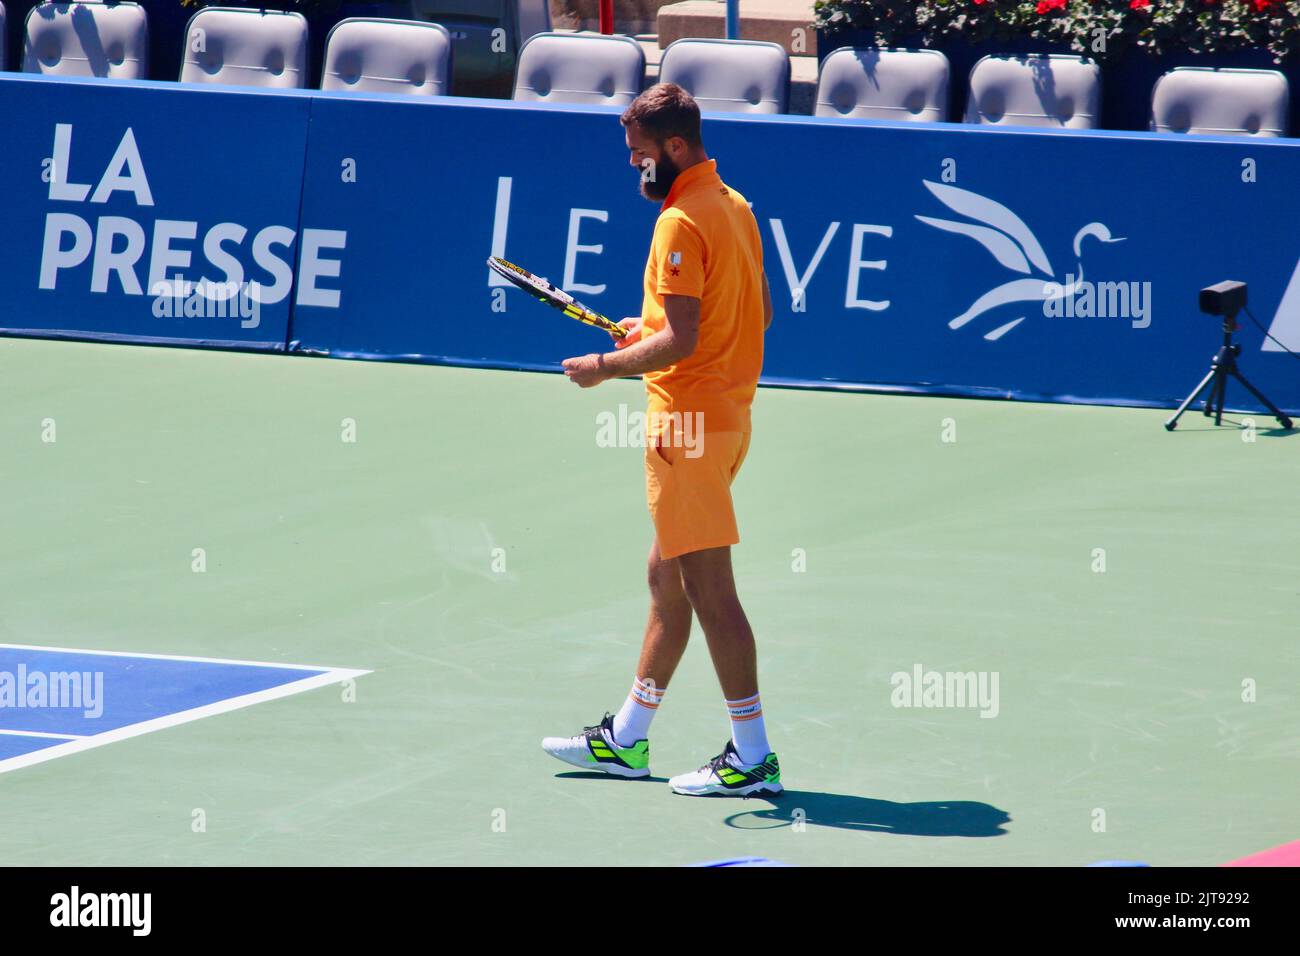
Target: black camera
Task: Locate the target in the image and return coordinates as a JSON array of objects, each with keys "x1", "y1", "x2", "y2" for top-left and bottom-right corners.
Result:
[
  {"x1": 1199, "y1": 280, "x2": 1247, "y2": 318},
  {"x1": 1167, "y1": 278, "x2": 1292, "y2": 431}
]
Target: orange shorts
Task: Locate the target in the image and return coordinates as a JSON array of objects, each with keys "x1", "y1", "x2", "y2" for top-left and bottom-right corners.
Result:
[{"x1": 645, "y1": 430, "x2": 751, "y2": 561}]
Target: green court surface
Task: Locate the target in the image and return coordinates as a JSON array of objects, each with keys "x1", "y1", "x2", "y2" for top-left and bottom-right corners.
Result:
[{"x1": 1, "y1": 336, "x2": 1296, "y2": 867}]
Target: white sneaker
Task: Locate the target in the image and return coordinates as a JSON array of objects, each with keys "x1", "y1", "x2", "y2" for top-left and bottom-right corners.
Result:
[
  {"x1": 669, "y1": 740, "x2": 783, "y2": 797},
  {"x1": 541, "y1": 712, "x2": 650, "y2": 778}
]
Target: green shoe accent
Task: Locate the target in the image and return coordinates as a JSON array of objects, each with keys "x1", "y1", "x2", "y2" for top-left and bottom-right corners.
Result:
[
  {"x1": 583, "y1": 714, "x2": 649, "y2": 771},
  {"x1": 716, "y1": 744, "x2": 780, "y2": 789},
  {"x1": 602, "y1": 738, "x2": 649, "y2": 771}
]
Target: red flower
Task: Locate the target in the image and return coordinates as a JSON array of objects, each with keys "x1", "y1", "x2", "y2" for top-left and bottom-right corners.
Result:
[
  {"x1": 1036, "y1": 0, "x2": 1066, "y2": 12},
  {"x1": 1129, "y1": 0, "x2": 1150, "y2": 9},
  {"x1": 1250, "y1": 0, "x2": 1274, "y2": 10}
]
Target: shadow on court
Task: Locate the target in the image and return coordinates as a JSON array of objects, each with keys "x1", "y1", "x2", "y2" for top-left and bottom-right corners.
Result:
[
  {"x1": 1166, "y1": 418, "x2": 1297, "y2": 437},
  {"x1": 722, "y1": 793, "x2": 1012, "y2": 838},
  {"x1": 553, "y1": 773, "x2": 1011, "y2": 837},
  {"x1": 555, "y1": 772, "x2": 672, "y2": 784}
]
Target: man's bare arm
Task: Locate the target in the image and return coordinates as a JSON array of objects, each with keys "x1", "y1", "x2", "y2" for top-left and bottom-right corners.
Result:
[
  {"x1": 600, "y1": 295, "x2": 700, "y2": 378},
  {"x1": 762, "y1": 273, "x2": 772, "y2": 330}
]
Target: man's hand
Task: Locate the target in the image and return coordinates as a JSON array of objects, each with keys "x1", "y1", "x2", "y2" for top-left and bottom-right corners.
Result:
[
  {"x1": 614, "y1": 316, "x2": 643, "y2": 349},
  {"x1": 562, "y1": 352, "x2": 610, "y2": 388}
]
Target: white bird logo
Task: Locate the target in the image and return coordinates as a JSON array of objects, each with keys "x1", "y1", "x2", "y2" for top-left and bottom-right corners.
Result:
[{"x1": 915, "y1": 181, "x2": 1126, "y2": 341}]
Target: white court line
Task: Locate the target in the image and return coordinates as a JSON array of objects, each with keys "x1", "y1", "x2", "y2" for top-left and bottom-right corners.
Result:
[
  {"x1": 0, "y1": 654, "x2": 370, "y2": 776},
  {"x1": 0, "y1": 728, "x2": 85, "y2": 740},
  {"x1": 0, "y1": 641, "x2": 360, "y2": 673}
]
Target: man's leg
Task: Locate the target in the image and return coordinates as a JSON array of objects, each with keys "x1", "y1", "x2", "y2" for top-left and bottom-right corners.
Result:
[
  {"x1": 610, "y1": 539, "x2": 692, "y2": 747},
  {"x1": 635, "y1": 539, "x2": 694, "y2": 685},
  {"x1": 676, "y1": 545, "x2": 756, "y2": 701},
  {"x1": 674, "y1": 544, "x2": 776, "y2": 781},
  {"x1": 539, "y1": 543, "x2": 684, "y2": 774}
]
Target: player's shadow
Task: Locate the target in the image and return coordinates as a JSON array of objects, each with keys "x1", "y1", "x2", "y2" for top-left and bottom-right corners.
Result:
[
  {"x1": 555, "y1": 772, "x2": 672, "y2": 784},
  {"x1": 721, "y1": 791, "x2": 1011, "y2": 837}
]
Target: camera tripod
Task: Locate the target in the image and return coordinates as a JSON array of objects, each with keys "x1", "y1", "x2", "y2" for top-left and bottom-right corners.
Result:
[{"x1": 1165, "y1": 314, "x2": 1293, "y2": 431}]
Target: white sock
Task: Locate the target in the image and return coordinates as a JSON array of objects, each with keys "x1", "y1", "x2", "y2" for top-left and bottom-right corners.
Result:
[
  {"x1": 612, "y1": 677, "x2": 664, "y2": 747},
  {"x1": 726, "y1": 693, "x2": 770, "y2": 766}
]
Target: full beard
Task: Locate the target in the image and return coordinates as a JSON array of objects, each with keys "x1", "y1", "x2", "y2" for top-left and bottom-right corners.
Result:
[{"x1": 639, "y1": 152, "x2": 681, "y2": 201}]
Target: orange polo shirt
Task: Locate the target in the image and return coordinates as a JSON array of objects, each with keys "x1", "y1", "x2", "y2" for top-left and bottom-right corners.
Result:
[{"x1": 640, "y1": 159, "x2": 765, "y2": 436}]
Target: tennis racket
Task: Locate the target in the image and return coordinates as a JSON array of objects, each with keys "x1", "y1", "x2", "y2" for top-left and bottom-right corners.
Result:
[{"x1": 487, "y1": 256, "x2": 627, "y2": 339}]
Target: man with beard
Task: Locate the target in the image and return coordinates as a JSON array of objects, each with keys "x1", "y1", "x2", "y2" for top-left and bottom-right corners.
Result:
[{"x1": 541, "y1": 83, "x2": 779, "y2": 797}]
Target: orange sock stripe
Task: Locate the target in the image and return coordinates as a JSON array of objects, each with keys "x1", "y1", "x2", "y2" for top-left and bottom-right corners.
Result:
[
  {"x1": 631, "y1": 678, "x2": 665, "y2": 708},
  {"x1": 727, "y1": 692, "x2": 763, "y2": 721}
]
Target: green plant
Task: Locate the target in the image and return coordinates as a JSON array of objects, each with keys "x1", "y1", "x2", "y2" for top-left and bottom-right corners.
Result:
[
  {"x1": 813, "y1": 0, "x2": 1300, "y2": 63},
  {"x1": 812, "y1": 0, "x2": 920, "y2": 45}
]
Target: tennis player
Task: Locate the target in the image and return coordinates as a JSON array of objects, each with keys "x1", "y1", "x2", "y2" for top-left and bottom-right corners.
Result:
[{"x1": 542, "y1": 84, "x2": 779, "y2": 797}]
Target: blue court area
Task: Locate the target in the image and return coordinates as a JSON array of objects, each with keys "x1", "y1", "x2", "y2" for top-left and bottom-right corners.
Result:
[
  {"x1": 0, "y1": 734, "x2": 65, "y2": 761},
  {"x1": 0, "y1": 645, "x2": 365, "y2": 772}
]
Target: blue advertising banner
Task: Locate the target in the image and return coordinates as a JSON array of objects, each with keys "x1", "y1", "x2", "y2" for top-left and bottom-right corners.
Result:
[
  {"x1": 291, "y1": 93, "x2": 1300, "y2": 412},
  {"x1": 2, "y1": 74, "x2": 1299, "y2": 413},
  {"x1": 0, "y1": 74, "x2": 312, "y2": 350},
  {"x1": 291, "y1": 95, "x2": 661, "y2": 367}
]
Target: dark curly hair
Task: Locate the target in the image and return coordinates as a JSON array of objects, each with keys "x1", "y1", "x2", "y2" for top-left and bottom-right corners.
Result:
[{"x1": 620, "y1": 83, "x2": 703, "y2": 147}]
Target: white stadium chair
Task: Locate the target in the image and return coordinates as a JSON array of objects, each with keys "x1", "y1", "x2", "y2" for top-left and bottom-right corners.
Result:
[
  {"x1": 815, "y1": 47, "x2": 949, "y2": 122},
  {"x1": 180, "y1": 7, "x2": 308, "y2": 89},
  {"x1": 512, "y1": 31, "x2": 645, "y2": 107},
  {"x1": 321, "y1": 18, "x2": 452, "y2": 96},
  {"x1": 1151, "y1": 67, "x2": 1289, "y2": 138},
  {"x1": 23, "y1": 1, "x2": 148, "y2": 79},
  {"x1": 658, "y1": 38, "x2": 790, "y2": 115},
  {"x1": 965, "y1": 54, "x2": 1101, "y2": 130}
]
